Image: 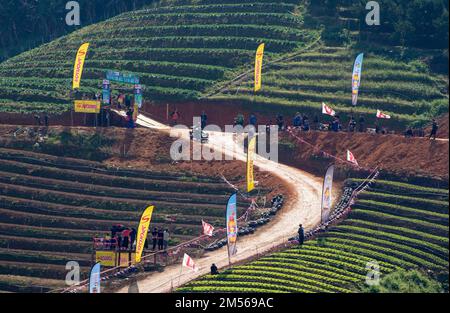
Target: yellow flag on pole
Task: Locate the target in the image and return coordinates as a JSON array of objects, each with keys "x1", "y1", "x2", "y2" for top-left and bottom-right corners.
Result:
[
  {"x1": 135, "y1": 206, "x2": 154, "y2": 263},
  {"x1": 254, "y1": 43, "x2": 265, "y2": 92},
  {"x1": 247, "y1": 136, "x2": 256, "y2": 193},
  {"x1": 72, "y1": 43, "x2": 90, "y2": 89}
]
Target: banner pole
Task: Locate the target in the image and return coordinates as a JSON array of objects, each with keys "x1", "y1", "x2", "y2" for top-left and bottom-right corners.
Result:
[{"x1": 177, "y1": 264, "x2": 183, "y2": 288}]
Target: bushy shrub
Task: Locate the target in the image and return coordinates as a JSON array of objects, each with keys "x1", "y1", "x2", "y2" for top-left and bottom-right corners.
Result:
[{"x1": 363, "y1": 270, "x2": 444, "y2": 293}]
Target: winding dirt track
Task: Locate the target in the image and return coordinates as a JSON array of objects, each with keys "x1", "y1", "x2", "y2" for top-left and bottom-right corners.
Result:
[{"x1": 116, "y1": 112, "x2": 325, "y2": 293}]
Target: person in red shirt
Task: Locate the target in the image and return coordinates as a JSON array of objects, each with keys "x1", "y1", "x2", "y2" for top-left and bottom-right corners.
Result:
[
  {"x1": 122, "y1": 228, "x2": 131, "y2": 250},
  {"x1": 170, "y1": 109, "x2": 180, "y2": 126}
]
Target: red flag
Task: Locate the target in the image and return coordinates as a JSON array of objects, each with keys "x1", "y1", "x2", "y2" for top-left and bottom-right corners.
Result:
[
  {"x1": 182, "y1": 253, "x2": 198, "y2": 272},
  {"x1": 347, "y1": 150, "x2": 359, "y2": 166},
  {"x1": 376, "y1": 110, "x2": 391, "y2": 119},
  {"x1": 322, "y1": 102, "x2": 336, "y2": 116},
  {"x1": 202, "y1": 220, "x2": 214, "y2": 237}
]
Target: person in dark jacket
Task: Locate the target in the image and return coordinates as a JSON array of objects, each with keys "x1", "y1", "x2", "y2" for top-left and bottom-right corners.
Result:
[
  {"x1": 331, "y1": 117, "x2": 340, "y2": 132},
  {"x1": 249, "y1": 114, "x2": 257, "y2": 127},
  {"x1": 302, "y1": 119, "x2": 310, "y2": 131},
  {"x1": 200, "y1": 111, "x2": 208, "y2": 130},
  {"x1": 130, "y1": 228, "x2": 137, "y2": 251},
  {"x1": 116, "y1": 232, "x2": 123, "y2": 251},
  {"x1": 151, "y1": 228, "x2": 158, "y2": 250},
  {"x1": 157, "y1": 228, "x2": 164, "y2": 250},
  {"x1": 348, "y1": 116, "x2": 356, "y2": 132},
  {"x1": 211, "y1": 263, "x2": 219, "y2": 275},
  {"x1": 313, "y1": 115, "x2": 320, "y2": 130},
  {"x1": 429, "y1": 119, "x2": 439, "y2": 140},
  {"x1": 125, "y1": 95, "x2": 132, "y2": 108},
  {"x1": 375, "y1": 122, "x2": 381, "y2": 134},
  {"x1": 405, "y1": 127, "x2": 414, "y2": 138},
  {"x1": 43, "y1": 114, "x2": 49, "y2": 127},
  {"x1": 126, "y1": 108, "x2": 134, "y2": 128},
  {"x1": 276, "y1": 113, "x2": 284, "y2": 131},
  {"x1": 34, "y1": 114, "x2": 41, "y2": 126},
  {"x1": 293, "y1": 112, "x2": 302, "y2": 128},
  {"x1": 358, "y1": 115, "x2": 365, "y2": 132},
  {"x1": 298, "y1": 224, "x2": 305, "y2": 247}
]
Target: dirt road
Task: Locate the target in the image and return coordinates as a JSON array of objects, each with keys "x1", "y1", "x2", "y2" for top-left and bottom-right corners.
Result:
[{"x1": 116, "y1": 112, "x2": 326, "y2": 293}]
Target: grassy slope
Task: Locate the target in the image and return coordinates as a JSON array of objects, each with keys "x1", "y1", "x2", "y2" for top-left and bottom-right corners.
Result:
[
  {"x1": 0, "y1": 0, "x2": 316, "y2": 114},
  {"x1": 0, "y1": 0, "x2": 446, "y2": 128},
  {"x1": 214, "y1": 46, "x2": 447, "y2": 126},
  {"x1": 179, "y1": 179, "x2": 449, "y2": 293}
]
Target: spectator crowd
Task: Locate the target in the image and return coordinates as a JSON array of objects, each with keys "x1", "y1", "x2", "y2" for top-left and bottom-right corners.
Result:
[{"x1": 94, "y1": 224, "x2": 171, "y2": 253}]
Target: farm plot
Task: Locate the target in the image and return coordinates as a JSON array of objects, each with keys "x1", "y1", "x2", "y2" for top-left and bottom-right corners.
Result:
[
  {"x1": 0, "y1": 0, "x2": 317, "y2": 113},
  {"x1": 0, "y1": 146, "x2": 257, "y2": 293},
  {"x1": 215, "y1": 46, "x2": 447, "y2": 129},
  {"x1": 179, "y1": 178, "x2": 449, "y2": 293}
]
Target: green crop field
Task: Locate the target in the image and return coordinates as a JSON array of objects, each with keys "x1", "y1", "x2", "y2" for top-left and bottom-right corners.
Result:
[
  {"x1": 0, "y1": 0, "x2": 318, "y2": 114},
  {"x1": 213, "y1": 45, "x2": 448, "y2": 129},
  {"x1": 0, "y1": 0, "x2": 447, "y2": 129},
  {"x1": 0, "y1": 145, "x2": 252, "y2": 293},
  {"x1": 179, "y1": 178, "x2": 449, "y2": 293}
]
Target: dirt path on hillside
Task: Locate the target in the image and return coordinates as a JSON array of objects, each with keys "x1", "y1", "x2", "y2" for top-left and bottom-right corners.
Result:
[{"x1": 114, "y1": 112, "x2": 326, "y2": 293}]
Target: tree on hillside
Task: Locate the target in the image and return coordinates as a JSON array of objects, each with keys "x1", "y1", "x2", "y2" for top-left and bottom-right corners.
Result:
[{"x1": 0, "y1": 0, "x2": 157, "y2": 61}]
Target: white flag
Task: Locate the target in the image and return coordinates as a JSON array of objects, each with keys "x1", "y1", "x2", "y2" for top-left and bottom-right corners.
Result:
[
  {"x1": 322, "y1": 102, "x2": 336, "y2": 116},
  {"x1": 202, "y1": 220, "x2": 214, "y2": 237},
  {"x1": 347, "y1": 150, "x2": 359, "y2": 166},
  {"x1": 182, "y1": 253, "x2": 199, "y2": 272},
  {"x1": 376, "y1": 110, "x2": 391, "y2": 119}
]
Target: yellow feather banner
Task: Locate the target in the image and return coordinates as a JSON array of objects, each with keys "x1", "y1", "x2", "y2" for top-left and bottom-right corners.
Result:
[
  {"x1": 254, "y1": 43, "x2": 265, "y2": 92},
  {"x1": 247, "y1": 136, "x2": 256, "y2": 193},
  {"x1": 135, "y1": 206, "x2": 154, "y2": 263},
  {"x1": 72, "y1": 43, "x2": 90, "y2": 89}
]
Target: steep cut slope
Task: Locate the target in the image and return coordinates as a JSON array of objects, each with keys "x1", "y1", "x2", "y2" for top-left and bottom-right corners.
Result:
[
  {"x1": 0, "y1": 0, "x2": 318, "y2": 114},
  {"x1": 279, "y1": 129, "x2": 449, "y2": 179}
]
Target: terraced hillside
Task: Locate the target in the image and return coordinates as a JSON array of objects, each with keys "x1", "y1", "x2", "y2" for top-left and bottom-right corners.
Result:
[
  {"x1": 214, "y1": 45, "x2": 448, "y2": 128},
  {"x1": 0, "y1": 146, "x2": 249, "y2": 293},
  {"x1": 0, "y1": 0, "x2": 318, "y2": 113},
  {"x1": 179, "y1": 179, "x2": 449, "y2": 293}
]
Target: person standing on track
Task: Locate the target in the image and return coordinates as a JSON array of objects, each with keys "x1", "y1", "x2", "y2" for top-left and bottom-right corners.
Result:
[
  {"x1": 298, "y1": 224, "x2": 305, "y2": 247},
  {"x1": 201, "y1": 111, "x2": 208, "y2": 130},
  {"x1": 429, "y1": 119, "x2": 439, "y2": 140},
  {"x1": 211, "y1": 263, "x2": 219, "y2": 275}
]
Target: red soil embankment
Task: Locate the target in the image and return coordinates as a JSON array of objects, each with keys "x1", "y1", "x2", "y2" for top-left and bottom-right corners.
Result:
[
  {"x1": 0, "y1": 125, "x2": 286, "y2": 198},
  {"x1": 103, "y1": 127, "x2": 286, "y2": 197},
  {"x1": 0, "y1": 111, "x2": 124, "y2": 127},
  {"x1": 281, "y1": 130, "x2": 449, "y2": 179}
]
